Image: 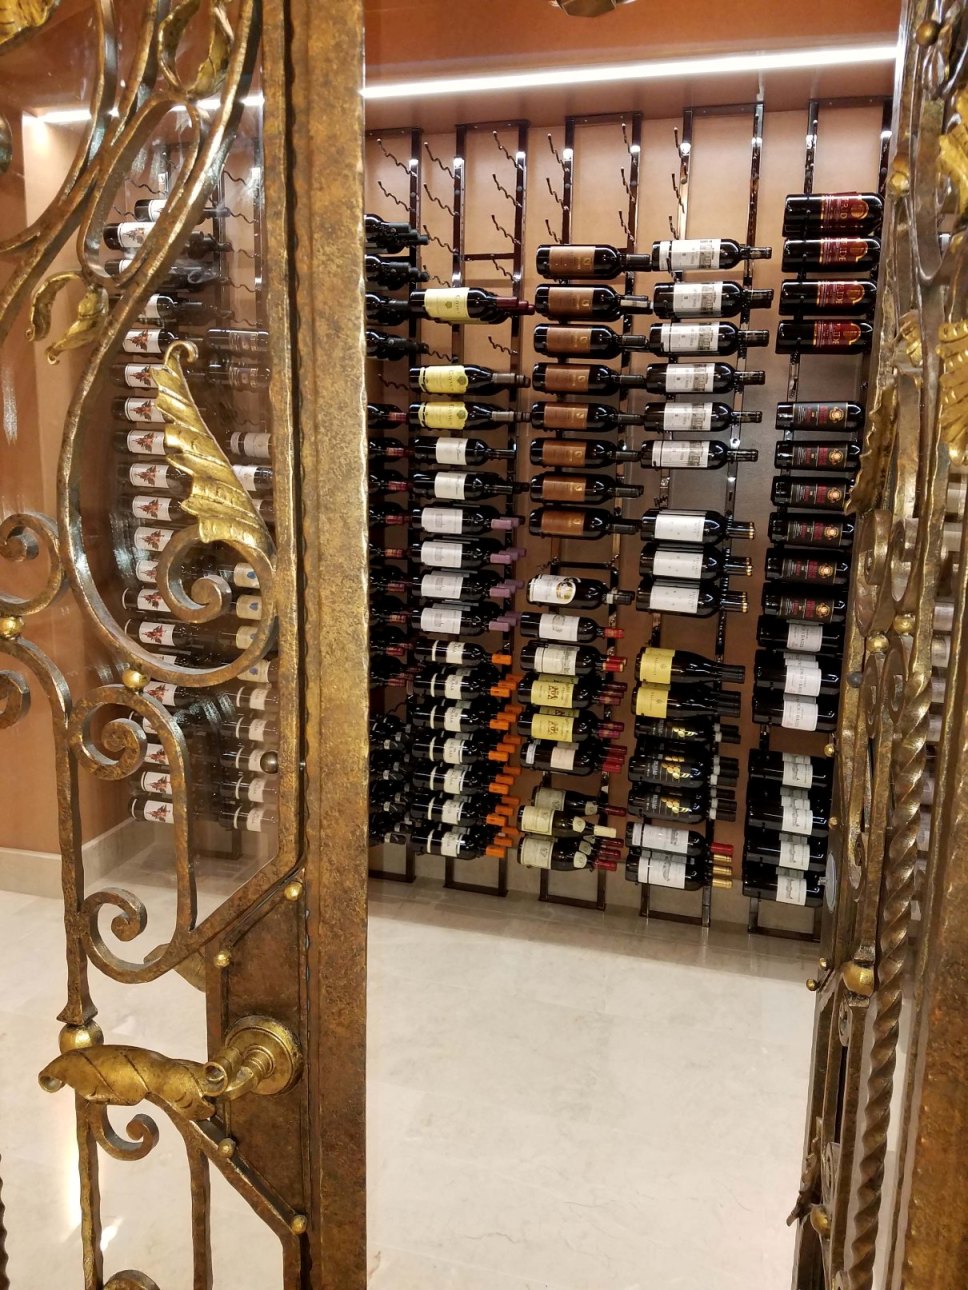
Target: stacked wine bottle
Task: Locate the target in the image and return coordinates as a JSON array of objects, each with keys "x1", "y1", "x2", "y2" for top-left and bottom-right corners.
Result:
[{"x1": 111, "y1": 181, "x2": 282, "y2": 840}]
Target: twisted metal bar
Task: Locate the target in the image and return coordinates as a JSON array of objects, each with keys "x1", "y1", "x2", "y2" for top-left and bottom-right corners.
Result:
[{"x1": 0, "y1": 1153, "x2": 8, "y2": 1290}]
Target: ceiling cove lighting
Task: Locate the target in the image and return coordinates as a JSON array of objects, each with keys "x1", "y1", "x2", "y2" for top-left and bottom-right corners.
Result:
[{"x1": 363, "y1": 43, "x2": 898, "y2": 101}]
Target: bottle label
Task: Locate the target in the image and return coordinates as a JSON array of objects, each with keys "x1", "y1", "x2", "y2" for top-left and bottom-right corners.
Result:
[
  {"x1": 629, "y1": 822, "x2": 688, "y2": 853},
  {"x1": 538, "y1": 614, "x2": 580, "y2": 642},
  {"x1": 659, "y1": 323, "x2": 718, "y2": 354},
  {"x1": 532, "y1": 644, "x2": 578, "y2": 675},
  {"x1": 810, "y1": 321, "x2": 864, "y2": 348},
  {"x1": 419, "y1": 366, "x2": 470, "y2": 394},
  {"x1": 541, "y1": 366, "x2": 592, "y2": 393},
  {"x1": 420, "y1": 572, "x2": 465, "y2": 600},
  {"x1": 135, "y1": 559, "x2": 159, "y2": 583},
  {"x1": 233, "y1": 465, "x2": 262, "y2": 493},
  {"x1": 135, "y1": 589, "x2": 166, "y2": 614},
  {"x1": 420, "y1": 540, "x2": 464, "y2": 568},
  {"x1": 520, "y1": 805, "x2": 556, "y2": 835},
  {"x1": 538, "y1": 510, "x2": 591, "y2": 537},
  {"x1": 116, "y1": 221, "x2": 151, "y2": 250},
  {"x1": 421, "y1": 507, "x2": 464, "y2": 534},
  {"x1": 143, "y1": 681, "x2": 179, "y2": 707},
  {"x1": 540, "y1": 404, "x2": 590, "y2": 430},
  {"x1": 235, "y1": 596, "x2": 263, "y2": 621},
  {"x1": 236, "y1": 625, "x2": 258, "y2": 649},
  {"x1": 439, "y1": 798, "x2": 464, "y2": 824},
  {"x1": 443, "y1": 671, "x2": 469, "y2": 700},
  {"x1": 785, "y1": 517, "x2": 844, "y2": 546},
  {"x1": 780, "y1": 802, "x2": 813, "y2": 834},
  {"x1": 653, "y1": 511, "x2": 707, "y2": 542},
  {"x1": 440, "y1": 829, "x2": 464, "y2": 856},
  {"x1": 784, "y1": 622, "x2": 823, "y2": 653},
  {"x1": 781, "y1": 556, "x2": 838, "y2": 582},
  {"x1": 126, "y1": 429, "x2": 166, "y2": 456},
  {"x1": 138, "y1": 799, "x2": 175, "y2": 825},
  {"x1": 140, "y1": 768, "x2": 174, "y2": 797},
  {"x1": 781, "y1": 755, "x2": 814, "y2": 789},
  {"x1": 240, "y1": 659, "x2": 272, "y2": 684},
  {"x1": 790, "y1": 402, "x2": 849, "y2": 428},
  {"x1": 131, "y1": 495, "x2": 174, "y2": 521},
  {"x1": 123, "y1": 328, "x2": 165, "y2": 355},
  {"x1": 443, "y1": 642, "x2": 467, "y2": 664},
  {"x1": 442, "y1": 767, "x2": 466, "y2": 793},
  {"x1": 790, "y1": 444, "x2": 849, "y2": 470},
  {"x1": 247, "y1": 719, "x2": 269, "y2": 742},
  {"x1": 818, "y1": 239, "x2": 870, "y2": 265},
  {"x1": 635, "y1": 685, "x2": 669, "y2": 718},
  {"x1": 519, "y1": 835, "x2": 555, "y2": 868},
  {"x1": 442, "y1": 704, "x2": 467, "y2": 732},
  {"x1": 530, "y1": 677, "x2": 575, "y2": 708},
  {"x1": 442, "y1": 736, "x2": 467, "y2": 764},
  {"x1": 122, "y1": 363, "x2": 159, "y2": 389},
  {"x1": 651, "y1": 549, "x2": 705, "y2": 580},
  {"x1": 420, "y1": 606, "x2": 463, "y2": 634},
  {"x1": 539, "y1": 440, "x2": 591, "y2": 467},
  {"x1": 138, "y1": 622, "x2": 177, "y2": 648},
  {"x1": 144, "y1": 743, "x2": 169, "y2": 766},
  {"x1": 665, "y1": 364, "x2": 716, "y2": 393},
  {"x1": 638, "y1": 647, "x2": 674, "y2": 686},
  {"x1": 662, "y1": 403, "x2": 713, "y2": 432},
  {"x1": 418, "y1": 403, "x2": 469, "y2": 430},
  {"x1": 549, "y1": 743, "x2": 578, "y2": 770},
  {"x1": 543, "y1": 476, "x2": 598, "y2": 504},
  {"x1": 533, "y1": 787, "x2": 567, "y2": 811},
  {"x1": 778, "y1": 594, "x2": 834, "y2": 622},
  {"x1": 434, "y1": 438, "x2": 470, "y2": 465},
  {"x1": 820, "y1": 196, "x2": 872, "y2": 225},
  {"x1": 816, "y1": 282, "x2": 867, "y2": 309},
  {"x1": 246, "y1": 687, "x2": 271, "y2": 711},
  {"x1": 239, "y1": 807, "x2": 268, "y2": 833},
  {"x1": 783, "y1": 659, "x2": 823, "y2": 697},
  {"x1": 545, "y1": 327, "x2": 594, "y2": 354},
  {"x1": 422, "y1": 288, "x2": 474, "y2": 322},
  {"x1": 232, "y1": 563, "x2": 259, "y2": 588},
  {"x1": 638, "y1": 854, "x2": 688, "y2": 888},
  {"x1": 529, "y1": 574, "x2": 577, "y2": 605},
  {"x1": 230, "y1": 431, "x2": 271, "y2": 459},
  {"x1": 659, "y1": 238, "x2": 722, "y2": 270},
  {"x1": 531, "y1": 712, "x2": 575, "y2": 742},
  {"x1": 776, "y1": 872, "x2": 808, "y2": 905},
  {"x1": 781, "y1": 697, "x2": 819, "y2": 731},
  {"x1": 547, "y1": 286, "x2": 598, "y2": 315},
  {"x1": 778, "y1": 835, "x2": 811, "y2": 869},
  {"x1": 122, "y1": 397, "x2": 163, "y2": 423},
  {"x1": 133, "y1": 526, "x2": 174, "y2": 551},
  {"x1": 671, "y1": 282, "x2": 724, "y2": 315},
  {"x1": 128, "y1": 463, "x2": 171, "y2": 489},
  {"x1": 650, "y1": 440, "x2": 710, "y2": 469},
  {"x1": 645, "y1": 583, "x2": 701, "y2": 614},
  {"x1": 546, "y1": 246, "x2": 597, "y2": 275}
]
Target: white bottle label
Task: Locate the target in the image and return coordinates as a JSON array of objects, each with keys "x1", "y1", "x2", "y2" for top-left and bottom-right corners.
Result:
[
  {"x1": 651, "y1": 549, "x2": 705, "y2": 580},
  {"x1": 435, "y1": 438, "x2": 470, "y2": 465},
  {"x1": 236, "y1": 625, "x2": 258, "y2": 649},
  {"x1": 123, "y1": 363, "x2": 159, "y2": 388},
  {"x1": 443, "y1": 671, "x2": 469, "y2": 700},
  {"x1": 116, "y1": 221, "x2": 151, "y2": 250},
  {"x1": 123, "y1": 328, "x2": 164, "y2": 355},
  {"x1": 434, "y1": 471, "x2": 468, "y2": 500},
  {"x1": 781, "y1": 802, "x2": 813, "y2": 835},
  {"x1": 646, "y1": 582, "x2": 701, "y2": 614},
  {"x1": 442, "y1": 737, "x2": 466, "y2": 765},
  {"x1": 439, "y1": 830, "x2": 464, "y2": 857},
  {"x1": 420, "y1": 572, "x2": 465, "y2": 600},
  {"x1": 442, "y1": 767, "x2": 466, "y2": 793},
  {"x1": 519, "y1": 836, "x2": 555, "y2": 868},
  {"x1": 141, "y1": 769, "x2": 173, "y2": 796},
  {"x1": 629, "y1": 822, "x2": 689, "y2": 854},
  {"x1": 241, "y1": 807, "x2": 268, "y2": 833},
  {"x1": 235, "y1": 596, "x2": 263, "y2": 621},
  {"x1": 442, "y1": 642, "x2": 467, "y2": 664},
  {"x1": 135, "y1": 589, "x2": 166, "y2": 613},
  {"x1": 442, "y1": 704, "x2": 467, "y2": 732},
  {"x1": 243, "y1": 778, "x2": 267, "y2": 803},
  {"x1": 650, "y1": 440, "x2": 710, "y2": 469},
  {"x1": 785, "y1": 622, "x2": 824, "y2": 652},
  {"x1": 520, "y1": 805, "x2": 556, "y2": 835},
  {"x1": 671, "y1": 282, "x2": 725, "y2": 315},
  {"x1": 533, "y1": 644, "x2": 578, "y2": 675},
  {"x1": 422, "y1": 287, "x2": 473, "y2": 322},
  {"x1": 138, "y1": 623, "x2": 177, "y2": 648},
  {"x1": 652, "y1": 511, "x2": 707, "y2": 542},
  {"x1": 549, "y1": 743, "x2": 577, "y2": 770},
  {"x1": 660, "y1": 238, "x2": 721, "y2": 270},
  {"x1": 665, "y1": 363, "x2": 716, "y2": 393},
  {"x1": 781, "y1": 755, "x2": 814, "y2": 790},
  {"x1": 123, "y1": 397, "x2": 164, "y2": 423},
  {"x1": 639, "y1": 855, "x2": 688, "y2": 889},
  {"x1": 133, "y1": 526, "x2": 174, "y2": 551},
  {"x1": 420, "y1": 605, "x2": 464, "y2": 634},
  {"x1": 783, "y1": 659, "x2": 823, "y2": 698},
  {"x1": 146, "y1": 198, "x2": 166, "y2": 221},
  {"x1": 128, "y1": 463, "x2": 171, "y2": 489},
  {"x1": 144, "y1": 742, "x2": 169, "y2": 766},
  {"x1": 537, "y1": 614, "x2": 580, "y2": 642},
  {"x1": 135, "y1": 559, "x2": 159, "y2": 583},
  {"x1": 247, "y1": 687, "x2": 271, "y2": 711},
  {"x1": 247, "y1": 719, "x2": 269, "y2": 742},
  {"x1": 661, "y1": 403, "x2": 714, "y2": 432},
  {"x1": 126, "y1": 429, "x2": 166, "y2": 455},
  {"x1": 131, "y1": 495, "x2": 174, "y2": 521},
  {"x1": 421, "y1": 507, "x2": 464, "y2": 535},
  {"x1": 232, "y1": 563, "x2": 259, "y2": 588},
  {"x1": 247, "y1": 749, "x2": 269, "y2": 772},
  {"x1": 139, "y1": 799, "x2": 175, "y2": 825},
  {"x1": 776, "y1": 871, "x2": 808, "y2": 906},
  {"x1": 781, "y1": 697, "x2": 819, "y2": 731},
  {"x1": 420, "y1": 540, "x2": 464, "y2": 569},
  {"x1": 419, "y1": 365, "x2": 470, "y2": 394},
  {"x1": 439, "y1": 798, "x2": 464, "y2": 824},
  {"x1": 233, "y1": 465, "x2": 262, "y2": 493},
  {"x1": 144, "y1": 680, "x2": 178, "y2": 704},
  {"x1": 231, "y1": 431, "x2": 271, "y2": 459},
  {"x1": 778, "y1": 835, "x2": 811, "y2": 870},
  {"x1": 659, "y1": 323, "x2": 718, "y2": 354},
  {"x1": 529, "y1": 677, "x2": 575, "y2": 708},
  {"x1": 529, "y1": 574, "x2": 576, "y2": 605},
  {"x1": 417, "y1": 404, "x2": 469, "y2": 430},
  {"x1": 533, "y1": 788, "x2": 566, "y2": 811}
]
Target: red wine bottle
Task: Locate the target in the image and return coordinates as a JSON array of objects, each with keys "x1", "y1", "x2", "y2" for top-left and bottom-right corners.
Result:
[
  {"x1": 775, "y1": 321, "x2": 873, "y2": 354},
  {"x1": 517, "y1": 708, "x2": 622, "y2": 745},
  {"x1": 410, "y1": 469, "x2": 521, "y2": 502},
  {"x1": 629, "y1": 785, "x2": 735, "y2": 824},
  {"x1": 517, "y1": 804, "x2": 615, "y2": 840},
  {"x1": 624, "y1": 851, "x2": 718, "y2": 891},
  {"x1": 410, "y1": 536, "x2": 515, "y2": 569},
  {"x1": 743, "y1": 830, "x2": 826, "y2": 874},
  {"x1": 411, "y1": 665, "x2": 505, "y2": 701},
  {"x1": 781, "y1": 238, "x2": 880, "y2": 273},
  {"x1": 519, "y1": 612, "x2": 624, "y2": 644},
  {"x1": 534, "y1": 284, "x2": 653, "y2": 320},
  {"x1": 625, "y1": 820, "x2": 734, "y2": 861},
  {"x1": 635, "y1": 579, "x2": 748, "y2": 617},
  {"x1": 628, "y1": 752, "x2": 739, "y2": 789},
  {"x1": 778, "y1": 280, "x2": 877, "y2": 316},
  {"x1": 746, "y1": 786, "x2": 831, "y2": 838},
  {"x1": 413, "y1": 639, "x2": 512, "y2": 668},
  {"x1": 408, "y1": 791, "x2": 504, "y2": 827},
  {"x1": 639, "y1": 402, "x2": 762, "y2": 433},
  {"x1": 650, "y1": 281, "x2": 773, "y2": 318},
  {"x1": 414, "y1": 505, "x2": 520, "y2": 537},
  {"x1": 519, "y1": 641, "x2": 626, "y2": 677},
  {"x1": 412, "y1": 732, "x2": 509, "y2": 766},
  {"x1": 756, "y1": 614, "x2": 845, "y2": 656},
  {"x1": 411, "y1": 437, "x2": 516, "y2": 465},
  {"x1": 528, "y1": 508, "x2": 638, "y2": 541},
  {"x1": 410, "y1": 762, "x2": 512, "y2": 795},
  {"x1": 774, "y1": 440, "x2": 861, "y2": 471},
  {"x1": 410, "y1": 698, "x2": 502, "y2": 733},
  {"x1": 529, "y1": 438, "x2": 639, "y2": 469},
  {"x1": 638, "y1": 508, "x2": 755, "y2": 544},
  {"x1": 409, "y1": 287, "x2": 534, "y2": 323},
  {"x1": 649, "y1": 237, "x2": 772, "y2": 270},
  {"x1": 531, "y1": 362, "x2": 647, "y2": 395},
  {"x1": 634, "y1": 716, "x2": 740, "y2": 746},
  {"x1": 367, "y1": 329, "x2": 428, "y2": 361},
  {"x1": 639, "y1": 440, "x2": 757, "y2": 470},
  {"x1": 643, "y1": 361, "x2": 765, "y2": 394},
  {"x1": 365, "y1": 254, "x2": 429, "y2": 288},
  {"x1": 517, "y1": 836, "x2": 615, "y2": 871},
  {"x1": 771, "y1": 477, "x2": 850, "y2": 511},
  {"x1": 767, "y1": 511, "x2": 855, "y2": 549},
  {"x1": 761, "y1": 586, "x2": 847, "y2": 624},
  {"x1": 634, "y1": 646, "x2": 744, "y2": 688},
  {"x1": 536, "y1": 243, "x2": 654, "y2": 278},
  {"x1": 639, "y1": 542, "x2": 752, "y2": 581},
  {"x1": 407, "y1": 401, "x2": 524, "y2": 431},
  {"x1": 775, "y1": 401, "x2": 865, "y2": 431},
  {"x1": 529, "y1": 400, "x2": 646, "y2": 431},
  {"x1": 410, "y1": 363, "x2": 529, "y2": 394},
  {"x1": 520, "y1": 738, "x2": 625, "y2": 777},
  {"x1": 515, "y1": 672, "x2": 620, "y2": 710},
  {"x1": 534, "y1": 322, "x2": 770, "y2": 359},
  {"x1": 529, "y1": 473, "x2": 643, "y2": 505},
  {"x1": 764, "y1": 547, "x2": 851, "y2": 586},
  {"x1": 526, "y1": 573, "x2": 633, "y2": 610},
  {"x1": 782, "y1": 194, "x2": 883, "y2": 236},
  {"x1": 633, "y1": 683, "x2": 741, "y2": 721},
  {"x1": 365, "y1": 215, "x2": 428, "y2": 251}
]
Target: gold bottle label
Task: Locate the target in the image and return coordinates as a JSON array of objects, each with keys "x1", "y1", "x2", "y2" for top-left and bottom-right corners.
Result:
[
  {"x1": 540, "y1": 477, "x2": 590, "y2": 503},
  {"x1": 541, "y1": 441, "x2": 589, "y2": 467},
  {"x1": 530, "y1": 677, "x2": 576, "y2": 708},
  {"x1": 638, "y1": 647, "x2": 674, "y2": 686},
  {"x1": 547, "y1": 287, "x2": 597, "y2": 315},
  {"x1": 541, "y1": 404, "x2": 591, "y2": 429},
  {"x1": 541, "y1": 366, "x2": 592, "y2": 393},
  {"x1": 531, "y1": 712, "x2": 575, "y2": 741},
  {"x1": 635, "y1": 685, "x2": 670, "y2": 719},
  {"x1": 547, "y1": 327, "x2": 594, "y2": 353},
  {"x1": 547, "y1": 246, "x2": 597, "y2": 275},
  {"x1": 540, "y1": 510, "x2": 589, "y2": 537}
]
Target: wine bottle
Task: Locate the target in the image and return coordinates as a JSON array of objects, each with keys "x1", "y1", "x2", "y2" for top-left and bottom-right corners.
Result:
[
  {"x1": 517, "y1": 835, "x2": 613, "y2": 871},
  {"x1": 527, "y1": 508, "x2": 638, "y2": 541},
  {"x1": 409, "y1": 287, "x2": 534, "y2": 323},
  {"x1": 408, "y1": 791, "x2": 506, "y2": 828},
  {"x1": 409, "y1": 603, "x2": 512, "y2": 637},
  {"x1": 515, "y1": 672, "x2": 621, "y2": 711},
  {"x1": 643, "y1": 361, "x2": 765, "y2": 394},
  {"x1": 526, "y1": 573, "x2": 633, "y2": 610},
  {"x1": 754, "y1": 650, "x2": 842, "y2": 697},
  {"x1": 778, "y1": 280, "x2": 877, "y2": 317},
  {"x1": 407, "y1": 401, "x2": 524, "y2": 430},
  {"x1": 368, "y1": 468, "x2": 410, "y2": 495},
  {"x1": 534, "y1": 284, "x2": 653, "y2": 320},
  {"x1": 528, "y1": 473, "x2": 643, "y2": 505},
  {"x1": 520, "y1": 738, "x2": 624, "y2": 777},
  {"x1": 410, "y1": 761, "x2": 513, "y2": 795},
  {"x1": 104, "y1": 224, "x2": 226, "y2": 258},
  {"x1": 414, "y1": 504, "x2": 520, "y2": 537},
  {"x1": 742, "y1": 861, "x2": 824, "y2": 907},
  {"x1": 767, "y1": 511, "x2": 855, "y2": 549},
  {"x1": 625, "y1": 820, "x2": 733, "y2": 861},
  {"x1": 781, "y1": 238, "x2": 880, "y2": 273},
  {"x1": 628, "y1": 751, "x2": 739, "y2": 788},
  {"x1": 410, "y1": 363, "x2": 529, "y2": 394},
  {"x1": 519, "y1": 641, "x2": 625, "y2": 677},
  {"x1": 650, "y1": 281, "x2": 773, "y2": 318},
  {"x1": 413, "y1": 639, "x2": 512, "y2": 668},
  {"x1": 649, "y1": 237, "x2": 772, "y2": 270},
  {"x1": 534, "y1": 323, "x2": 768, "y2": 359},
  {"x1": 516, "y1": 804, "x2": 616, "y2": 840},
  {"x1": 639, "y1": 542, "x2": 753, "y2": 581},
  {"x1": 410, "y1": 537, "x2": 516, "y2": 570},
  {"x1": 743, "y1": 830, "x2": 826, "y2": 873},
  {"x1": 752, "y1": 690, "x2": 839, "y2": 732},
  {"x1": 533, "y1": 325, "x2": 648, "y2": 359},
  {"x1": 227, "y1": 430, "x2": 272, "y2": 461},
  {"x1": 628, "y1": 785, "x2": 736, "y2": 824},
  {"x1": 365, "y1": 215, "x2": 429, "y2": 251},
  {"x1": 771, "y1": 477, "x2": 850, "y2": 511},
  {"x1": 529, "y1": 400, "x2": 644, "y2": 432},
  {"x1": 638, "y1": 440, "x2": 758, "y2": 470},
  {"x1": 761, "y1": 586, "x2": 848, "y2": 624},
  {"x1": 367, "y1": 403, "x2": 409, "y2": 429},
  {"x1": 782, "y1": 193, "x2": 883, "y2": 236},
  {"x1": 775, "y1": 401, "x2": 865, "y2": 432},
  {"x1": 633, "y1": 716, "x2": 740, "y2": 745},
  {"x1": 368, "y1": 502, "x2": 408, "y2": 528},
  {"x1": 746, "y1": 786, "x2": 832, "y2": 838},
  {"x1": 220, "y1": 773, "x2": 279, "y2": 805},
  {"x1": 756, "y1": 614, "x2": 845, "y2": 656},
  {"x1": 412, "y1": 732, "x2": 509, "y2": 766},
  {"x1": 764, "y1": 547, "x2": 851, "y2": 586},
  {"x1": 122, "y1": 327, "x2": 177, "y2": 356},
  {"x1": 647, "y1": 402, "x2": 762, "y2": 433},
  {"x1": 222, "y1": 742, "x2": 280, "y2": 776},
  {"x1": 412, "y1": 665, "x2": 505, "y2": 701},
  {"x1": 774, "y1": 440, "x2": 861, "y2": 471},
  {"x1": 531, "y1": 786, "x2": 617, "y2": 818},
  {"x1": 409, "y1": 824, "x2": 508, "y2": 860},
  {"x1": 410, "y1": 698, "x2": 502, "y2": 733},
  {"x1": 638, "y1": 508, "x2": 755, "y2": 544},
  {"x1": 368, "y1": 435, "x2": 408, "y2": 460},
  {"x1": 529, "y1": 438, "x2": 639, "y2": 469},
  {"x1": 105, "y1": 258, "x2": 220, "y2": 291},
  {"x1": 365, "y1": 293, "x2": 413, "y2": 326},
  {"x1": 531, "y1": 362, "x2": 646, "y2": 395},
  {"x1": 411, "y1": 436, "x2": 516, "y2": 466},
  {"x1": 519, "y1": 612, "x2": 623, "y2": 644},
  {"x1": 372, "y1": 568, "x2": 503, "y2": 603},
  {"x1": 632, "y1": 683, "x2": 741, "y2": 721},
  {"x1": 367, "y1": 329, "x2": 428, "y2": 361},
  {"x1": 634, "y1": 646, "x2": 744, "y2": 687},
  {"x1": 536, "y1": 243, "x2": 654, "y2": 278},
  {"x1": 365, "y1": 254, "x2": 429, "y2": 288},
  {"x1": 624, "y1": 851, "x2": 721, "y2": 891},
  {"x1": 635, "y1": 580, "x2": 748, "y2": 616},
  {"x1": 410, "y1": 469, "x2": 521, "y2": 502},
  {"x1": 775, "y1": 321, "x2": 873, "y2": 354},
  {"x1": 747, "y1": 750, "x2": 832, "y2": 792}
]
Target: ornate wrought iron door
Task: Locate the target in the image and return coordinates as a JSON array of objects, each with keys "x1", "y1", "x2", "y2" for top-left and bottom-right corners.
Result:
[{"x1": 0, "y1": 1, "x2": 368, "y2": 1286}]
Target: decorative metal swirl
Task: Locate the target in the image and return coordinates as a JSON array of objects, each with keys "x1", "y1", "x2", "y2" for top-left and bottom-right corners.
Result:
[
  {"x1": 158, "y1": 0, "x2": 233, "y2": 99},
  {"x1": 0, "y1": 669, "x2": 29, "y2": 729},
  {"x1": 89, "y1": 1104, "x2": 160, "y2": 1163},
  {"x1": 0, "y1": 512, "x2": 65, "y2": 617}
]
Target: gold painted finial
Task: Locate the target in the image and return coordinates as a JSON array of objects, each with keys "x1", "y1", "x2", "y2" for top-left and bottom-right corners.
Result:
[
  {"x1": 809, "y1": 1204, "x2": 831, "y2": 1236},
  {"x1": 887, "y1": 158, "x2": 910, "y2": 197},
  {"x1": 218, "y1": 1137, "x2": 236, "y2": 1159},
  {"x1": 290, "y1": 1214, "x2": 308, "y2": 1235},
  {"x1": 867, "y1": 633, "x2": 889, "y2": 655},
  {"x1": 916, "y1": 19, "x2": 941, "y2": 45},
  {"x1": 0, "y1": 615, "x2": 24, "y2": 640},
  {"x1": 122, "y1": 668, "x2": 148, "y2": 692},
  {"x1": 59, "y1": 1023, "x2": 104, "y2": 1054},
  {"x1": 806, "y1": 978, "x2": 820, "y2": 992},
  {"x1": 284, "y1": 880, "x2": 304, "y2": 902},
  {"x1": 893, "y1": 613, "x2": 915, "y2": 636},
  {"x1": 842, "y1": 960, "x2": 875, "y2": 998},
  {"x1": 214, "y1": 949, "x2": 232, "y2": 969}
]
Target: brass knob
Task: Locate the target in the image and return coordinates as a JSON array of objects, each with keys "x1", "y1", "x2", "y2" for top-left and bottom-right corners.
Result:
[
  {"x1": 806, "y1": 978, "x2": 820, "y2": 992},
  {"x1": 214, "y1": 949, "x2": 232, "y2": 969},
  {"x1": 809, "y1": 1204, "x2": 831, "y2": 1236},
  {"x1": 284, "y1": 880, "x2": 304, "y2": 902},
  {"x1": 893, "y1": 612, "x2": 915, "y2": 636},
  {"x1": 0, "y1": 615, "x2": 24, "y2": 640},
  {"x1": 916, "y1": 19, "x2": 941, "y2": 45},
  {"x1": 867, "y1": 633, "x2": 889, "y2": 655},
  {"x1": 842, "y1": 960, "x2": 875, "y2": 998},
  {"x1": 122, "y1": 668, "x2": 148, "y2": 692}
]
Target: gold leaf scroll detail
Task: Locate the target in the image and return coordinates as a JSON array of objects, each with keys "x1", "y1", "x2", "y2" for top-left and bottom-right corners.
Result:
[
  {"x1": 897, "y1": 309, "x2": 923, "y2": 372},
  {"x1": 158, "y1": 0, "x2": 233, "y2": 99},
  {"x1": 937, "y1": 318, "x2": 968, "y2": 462},
  {"x1": 39, "y1": 1046, "x2": 217, "y2": 1121},
  {"x1": 152, "y1": 340, "x2": 271, "y2": 556},
  {"x1": 847, "y1": 384, "x2": 897, "y2": 516},
  {"x1": 938, "y1": 89, "x2": 968, "y2": 219},
  {"x1": 0, "y1": 0, "x2": 60, "y2": 51},
  {"x1": 25, "y1": 272, "x2": 108, "y2": 365}
]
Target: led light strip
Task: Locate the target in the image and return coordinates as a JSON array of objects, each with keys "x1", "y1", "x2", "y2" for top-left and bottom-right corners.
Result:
[{"x1": 363, "y1": 43, "x2": 898, "y2": 101}]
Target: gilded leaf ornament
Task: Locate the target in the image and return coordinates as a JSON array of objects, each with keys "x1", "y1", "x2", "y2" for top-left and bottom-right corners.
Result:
[
  {"x1": 39, "y1": 1045, "x2": 218, "y2": 1121},
  {"x1": 0, "y1": 0, "x2": 60, "y2": 51},
  {"x1": 938, "y1": 89, "x2": 968, "y2": 219},
  {"x1": 158, "y1": 0, "x2": 234, "y2": 99},
  {"x1": 152, "y1": 340, "x2": 272, "y2": 556},
  {"x1": 937, "y1": 318, "x2": 968, "y2": 462},
  {"x1": 25, "y1": 272, "x2": 108, "y2": 365},
  {"x1": 846, "y1": 384, "x2": 897, "y2": 516}
]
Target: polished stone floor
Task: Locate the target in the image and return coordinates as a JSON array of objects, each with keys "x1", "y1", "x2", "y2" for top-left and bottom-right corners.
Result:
[{"x1": 0, "y1": 875, "x2": 816, "y2": 1288}]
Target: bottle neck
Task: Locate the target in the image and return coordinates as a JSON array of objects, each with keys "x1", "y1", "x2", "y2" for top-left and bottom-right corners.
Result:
[{"x1": 747, "y1": 247, "x2": 773, "y2": 260}]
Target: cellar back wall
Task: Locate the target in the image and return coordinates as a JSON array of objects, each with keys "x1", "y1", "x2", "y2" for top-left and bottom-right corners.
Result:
[{"x1": 365, "y1": 93, "x2": 888, "y2": 930}]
